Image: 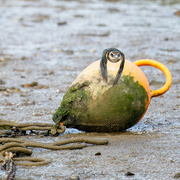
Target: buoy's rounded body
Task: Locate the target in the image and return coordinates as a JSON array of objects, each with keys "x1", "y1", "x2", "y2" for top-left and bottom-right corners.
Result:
[{"x1": 53, "y1": 60, "x2": 152, "y2": 132}]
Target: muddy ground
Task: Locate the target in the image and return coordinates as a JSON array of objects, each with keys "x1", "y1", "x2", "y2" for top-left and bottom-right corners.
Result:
[{"x1": 0, "y1": 0, "x2": 180, "y2": 179}]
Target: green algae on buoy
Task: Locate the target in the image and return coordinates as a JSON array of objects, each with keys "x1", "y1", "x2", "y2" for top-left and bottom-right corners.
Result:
[{"x1": 52, "y1": 48, "x2": 172, "y2": 132}]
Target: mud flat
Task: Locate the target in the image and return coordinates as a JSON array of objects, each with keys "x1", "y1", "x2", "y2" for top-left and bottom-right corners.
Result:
[{"x1": 0, "y1": 0, "x2": 180, "y2": 179}]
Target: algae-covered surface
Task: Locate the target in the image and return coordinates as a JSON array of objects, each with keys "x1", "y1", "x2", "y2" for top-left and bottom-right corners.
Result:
[
  {"x1": 53, "y1": 81, "x2": 91, "y2": 128},
  {"x1": 53, "y1": 75, "x2": 149, "y2": 132},
  {"x1": 0, "y1": 0, "x2": 180, "y2": 179}
]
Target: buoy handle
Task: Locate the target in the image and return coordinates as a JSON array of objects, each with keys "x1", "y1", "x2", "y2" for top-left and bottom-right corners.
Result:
[{"x1": 134, "y1": 59, "x2": 172, "y2": 98}]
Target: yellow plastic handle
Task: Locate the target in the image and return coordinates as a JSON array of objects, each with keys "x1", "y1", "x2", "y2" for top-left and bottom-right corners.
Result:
[{"x1": 134, "y1": 59, "x2": 172, "y2": 98}]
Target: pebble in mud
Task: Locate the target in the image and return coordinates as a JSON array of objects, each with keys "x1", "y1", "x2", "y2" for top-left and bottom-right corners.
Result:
[
  {"x1": 22, "y1": 81, "x2": 38, "y2": 88},
  {"x1": 69, "y1": 174, "x2": 80, "y2": 180},
  {"x1": 125, "y1": 172, "x2": 135, "y2": 176},
  {"x1": 0, "y1": 78, "x2": 6, "y2": 84},
  {"x1": 57, "y1": 21, "x2": 67, "y2": 26},
  {"x1": 174, "y1": 173, "x2": 180, "y2": 179},
  {"x1": 95, "y1": 151, "x2": 101, "y2": 156}
]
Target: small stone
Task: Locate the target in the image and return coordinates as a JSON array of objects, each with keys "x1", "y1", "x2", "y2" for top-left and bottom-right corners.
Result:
[
  {"x1": 49, "y1": 71, "x2": 54, "y2": 75},
  {"x1": 65, "y1": 50, "x2": 74, "y2": 55},
  {"x1": 53, "y1": 48, "x2": 63, "y2": 53},
  {"x1": 33, "y1": 113, "x2": 43, "y2": 116},
  {"x1": 23, "y1": 81, "x2": 38, "y2": 88},
  {"x1": 174, "y1": 173, "x2": 180, "y2": 179},
  {"x1": 69, "y1": 174, "x2": 80, "y2": 180},
  {"x1": 0, "y1": 78, "x2": 6, "y2": 85},
  {"x1": 95, "y1": 151, "x2": 101, "y2": 156},
  {"x1": 56, "y1": 89, "x2": 63, "y2": 93},
  {"x1": 164, "y1": 37, "x2": 169, "y2": 41},
  {"x1": 30, "y1": 81, "x2": 38, "y2": 87},
  {"x1": 125, "y1": 172, "x2": 135, "y2": 176},
  {"x1": 57, "y1": 21, "x2": 67, "y2": 26},
  {"x1": 14, "y1": 88, "x2": 21, "y2": 93},
  {"x1": 21, "y1": 56, "x2": 28, "y2": 60}
]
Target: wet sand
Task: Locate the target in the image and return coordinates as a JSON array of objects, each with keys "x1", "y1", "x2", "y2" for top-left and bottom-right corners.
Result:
[{"x1": 0, "y1": 0, "x2": 180, "y2": 179}]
